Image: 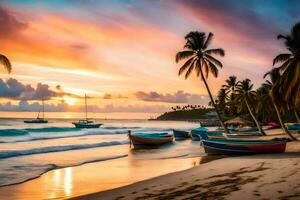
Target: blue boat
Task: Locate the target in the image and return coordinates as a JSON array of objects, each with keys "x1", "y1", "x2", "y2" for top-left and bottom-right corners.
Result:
[
  {"x1": 191, "y1": 126, "x2": 208, "y2": 141},
  {"x1": 128, "y1": 132, "x2": 174, "y2": 148},
  {"x1": 198, "y1": 131, "x2": 287, "y2": 155},
  {"x1": 287, "y1": 124, "x2": 300, "y2": 131},
  {"x1": 173, "y1": 130, "x2": 190, "y2": 140}
]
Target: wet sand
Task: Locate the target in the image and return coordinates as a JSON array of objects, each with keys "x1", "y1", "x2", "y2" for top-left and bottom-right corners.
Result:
[
  {"x1": 0, "y1": 140, "x2": 205, "y2": 200},
  {"x1": 73, "y1": 129, "x2": 300, "y2": 200}
]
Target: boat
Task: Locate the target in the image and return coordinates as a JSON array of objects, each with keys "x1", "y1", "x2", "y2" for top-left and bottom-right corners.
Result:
[
  {"x1": 191, "y1": 126, "x2": 208, "y2": 141},
  {"x1": 287, "y1": 124, "x2": 300, "y2": 131},
  {"x1": 235, "y1": 126, "x2": 258, "y2": 132},
  {"x1": 173, "y1": 129, "x2": 190, "y2": 140},
  {"x1": 128, "y1": 132, "x2": 174, "y2": 148},
  {"x1": 24, "y1": 98, "x2": 48, "y2": 123},
  {"x1": 72, "y1": 94, "x2": 102, "y2": 128},
  {"x1": 199, "y1": 131, "x2": 287, "y2": 155}
]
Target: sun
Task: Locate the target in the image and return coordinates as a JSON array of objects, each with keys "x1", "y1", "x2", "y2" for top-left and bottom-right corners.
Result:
[{"x1": 63, "y1": 96, "x2": 77, "y2": 106}]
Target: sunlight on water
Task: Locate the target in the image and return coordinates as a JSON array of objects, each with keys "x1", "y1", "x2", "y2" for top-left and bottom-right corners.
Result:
[{"x1": 64, "y1": 168, "x2": 73, "y2": 197}]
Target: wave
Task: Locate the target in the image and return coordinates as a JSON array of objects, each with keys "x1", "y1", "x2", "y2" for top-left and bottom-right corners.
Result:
[
  {"x1": 25, "y1": 127, "x2": 79, "y2": 133},
  {"x1": 0, "y1": 129, "x2": 29, "y2": 136},
  {"x1": 0, "y1": 127, "x2": 78, "y2": 137},
  {"x1": 0, "y1": 140, "x2": 128, "y2": 159},
  {"x1": 0, "y1": 154, "x2": 128, "y2": 187}
]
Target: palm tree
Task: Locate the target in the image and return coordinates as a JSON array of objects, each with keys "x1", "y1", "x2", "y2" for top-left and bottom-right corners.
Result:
[
  {"x1": 223, "y1": 76, "x2": 238, "y2": 92},
  {"x1": 216, "y1": 88, "x2": 228, "y2": 112},
  {"x1": 264, "y1": 68, "x2": 297, "y2": 140},
  {"x1": 236, "y1": 79, "x2": 266, "y2": 135},
  {"x1": 273, "y1": 22, "x2": 300, "y2": 112},
  {"x1": 255, "y1": 82, "x2": 278, "y2": 123},
  {"x1": 223, "y1": 76, "x2": 238, "y2": 115},
  {"x1": 176, "y1": 31, "x2": 229, "y2": 132},
  {"x1": 0, "y1": 54, "x2": 12, "y2": 73}
]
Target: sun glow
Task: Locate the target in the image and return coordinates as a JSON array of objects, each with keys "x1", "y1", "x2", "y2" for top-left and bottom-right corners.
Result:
[{"x1": 63, "y1": 96, "x2": 77, "y2": 106}]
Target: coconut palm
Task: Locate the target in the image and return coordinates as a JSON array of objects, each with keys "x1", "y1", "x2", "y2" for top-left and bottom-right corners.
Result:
[
  {"x1": 216, "y1": 88, "x2": 228, "y2": 112},
  {"x1": 273, "y1": 22, "x2": 300, "y2": 108},
  {"x1": 236, "y1": 79, "x2": 266, "y2": 135},
  {"x1": 264, "y1": 68, "x2": 297, "y2": 140},
  {"x1": 223, "y1": 76, "x2": 238, "y2": 92},
  {"x1": 0, "y1": 54, "x2": 11, "y2": 73},
  {"x1": 176, "y1": 31, "x2": 228, "y2": 132},
  {"x1": 223, "y1": 76, "x2": 238, "y2": 115}
]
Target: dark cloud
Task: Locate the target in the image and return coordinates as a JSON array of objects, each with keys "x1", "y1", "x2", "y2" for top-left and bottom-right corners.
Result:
[
  {"x1": 135, "y1": 90, "x2": 209, "y2": 104},
  {"x1": 0, "y1": 5, "x2": 27, "y2": 38},
  {"x1": 0, "y1": 78, "x2": 75, "y2": 100}
]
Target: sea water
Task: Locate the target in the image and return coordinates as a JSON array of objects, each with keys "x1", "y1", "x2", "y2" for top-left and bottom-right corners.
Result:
[{"x1": 0, "y1": 118, "x2": 203, "y2": 188}]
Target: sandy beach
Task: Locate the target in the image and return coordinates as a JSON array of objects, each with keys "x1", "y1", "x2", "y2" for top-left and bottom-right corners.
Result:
[{"x1": 72, "y1": 130, "x2": 300, "y2": 200}]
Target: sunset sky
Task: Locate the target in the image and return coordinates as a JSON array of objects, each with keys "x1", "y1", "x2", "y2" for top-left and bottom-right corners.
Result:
[{"x1": 0, "y1": 0, "x2": 299, "y2": 118}]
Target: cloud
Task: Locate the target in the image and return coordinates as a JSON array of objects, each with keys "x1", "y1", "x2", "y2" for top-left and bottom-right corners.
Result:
[
  {"x1": 0, "y1": 101, "x2": 169, "y2": 113},
  {"x1": 0, "y1": 78, "x2": 76, "y2": 100},
  {"x1": 0, "y1": 5, "x2": 27, "y2": 38},
  {"x1": 102, "y1": 93, "x2": 128, "y2": 99},
  {"x1": 134, "y1": 90, "x2": 209, "y2": 104}
]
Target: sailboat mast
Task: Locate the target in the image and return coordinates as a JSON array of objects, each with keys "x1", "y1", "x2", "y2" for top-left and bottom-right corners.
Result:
[
  {"x1": 42, "y1": 97, "x2": 45, "y2": 119},
  {"x1": 85, "y1": 94, "x2": 88, "y2": 120}
]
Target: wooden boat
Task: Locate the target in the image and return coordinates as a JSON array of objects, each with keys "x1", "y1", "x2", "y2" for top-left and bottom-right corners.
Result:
[
  {"x1": 202, "y1": 139, "x2": 287, "y2": 155},
  {"x1": 199, "y1": 131, "x2": 287, "y2": 155},
  {"x1": 72, "y1": 94, "x2": 102, "y2": 128},
  {"x1": 191, "y1": 126, "x2": 208, "y2": 141},
  {"x1": 173, "y1": 129, "x2": 190, "y2": 140},
  {"x1": 24, "y1": 98, "x2": 48, "y2": 124},
  {"x1": 129, "y1": 132, "x2": 174, "y2": 148}
]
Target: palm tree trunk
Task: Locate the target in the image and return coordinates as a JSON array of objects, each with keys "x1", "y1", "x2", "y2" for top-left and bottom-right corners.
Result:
[
  {"x1": 273, "y1": 102, "x2": 297, "y2": 140},
  {"x1": 199, "y1": 69, "x2": 229, "y2": 133},
  {"x1": 294, "y1": 109, "x2": 300, "y2": 123},
  {"x1": 244, "y1": 97, "x2": 266, "y2": 135}
]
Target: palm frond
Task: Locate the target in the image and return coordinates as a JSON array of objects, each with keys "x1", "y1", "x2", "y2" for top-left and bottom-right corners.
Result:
[
  {"x1": 203, "y1": 32, "x2": 213, "y2": 50},
  {"x1": 273, "y1": 53, "x2": 291, "y2": 66},
  {"x1": 205, "y1": 48, "x2": 225, "y2": 57},
  {"x1": 207, "y1": 61, "x2": 218, "y2": 77},
  {"x1": 0, "y1": 54, "x2": 12, "y2": 74},
  {"x1": 204, "y1": 54, "x2": 223, "y2": 68},
  {"x1": 184, "y1": 62, "x2": 195, "y2": 79},
  {"x1": 178, "y1": 56, "x2": 196, "y2": 76},
  {"x1": 277, "y1": 34, "x2": 287, "y2": 40},
  {"x1": 175, "y1": 51, "x2": 195, "y2": 63}
]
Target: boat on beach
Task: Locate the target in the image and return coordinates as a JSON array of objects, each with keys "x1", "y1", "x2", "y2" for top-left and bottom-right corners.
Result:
[
  {"x1": 173, "y1": 129, "x2": 190, "y2": 140},
  {"x1": 24, "y1": 98, "x2": 48, "y2": 124},
  {"x1": 198, "y1": 130, "x2": 287, "y2": 155},
  {"x1": 72, "y1": 94, "x2": 102, "y2": 128},
  {"x1": 128, "y1": 132, "x2": 174, "y2": 148},
  {"x1": 191, "y1": 126, "x2": 208, "y2": 141},
  {"x1": 287, "y1": 124, "x2": 300, "y2": 131}
]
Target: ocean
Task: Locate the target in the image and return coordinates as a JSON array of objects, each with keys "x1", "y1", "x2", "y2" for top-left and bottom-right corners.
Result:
[{"x1": 0, "y1": 118, "x2": 205, "y2": 191}]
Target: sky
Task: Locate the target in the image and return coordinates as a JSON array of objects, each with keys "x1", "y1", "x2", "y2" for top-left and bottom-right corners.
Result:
[{"x1": 0, "y1": 0, "x2": 299, "y2": 118}]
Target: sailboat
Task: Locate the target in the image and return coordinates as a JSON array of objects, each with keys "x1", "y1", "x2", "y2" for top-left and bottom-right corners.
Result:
[
  {"x1": 72, "y1": 94, "x2": 102, "y2": 128},
  {"x1": 24, "y1": 98, "x2": 48, "y2": 123}
]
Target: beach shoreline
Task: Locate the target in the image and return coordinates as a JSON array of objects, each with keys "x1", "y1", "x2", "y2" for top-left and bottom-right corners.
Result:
[{"x1": 72, "y1": 141, "x2": 300, "y2": 200}]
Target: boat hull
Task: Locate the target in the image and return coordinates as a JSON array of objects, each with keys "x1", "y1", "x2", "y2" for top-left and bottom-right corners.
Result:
[
  {"x1": 202, "y1": 139, "x2": 287, "y2": 155},
  {"x1": 72, "y1": 123, "x2": 102, "y2": 128},
  {"x1": 130, "y1": 134, "x2": 174, "y2": 148},
  {"x1": 173, "y1": 130, "x2": 190, "y2": 140},
  {"x1": 24, "y1": 120, "x2": 48, "y2": 123}
]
